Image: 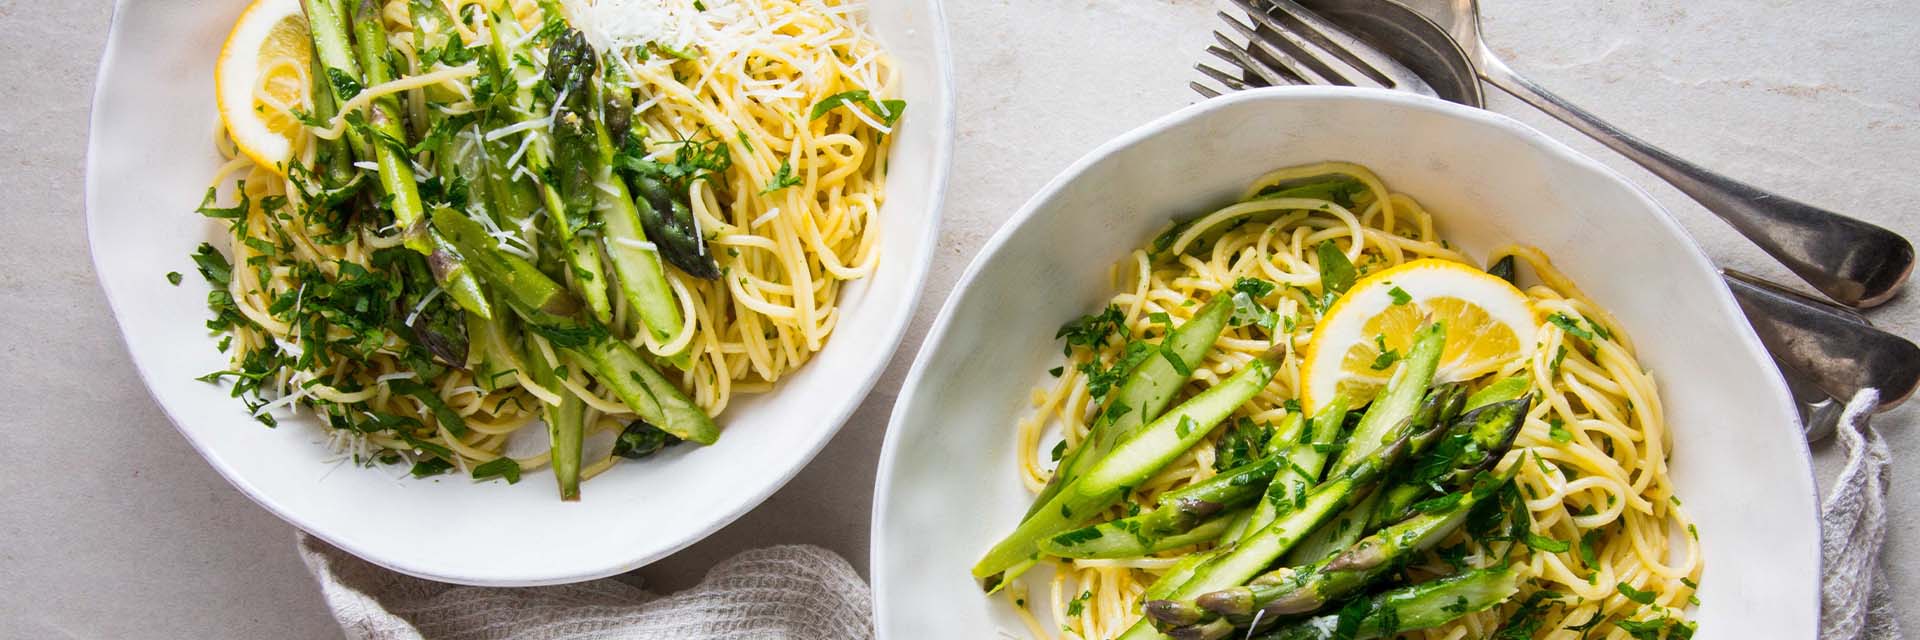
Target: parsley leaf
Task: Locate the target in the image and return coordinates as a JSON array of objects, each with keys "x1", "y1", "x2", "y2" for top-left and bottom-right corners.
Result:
[
  {"x1": 1316, "y1": 240, "x2": 1356, "y2": 296},
  {"x1": 1525, "y1": 533, "x2": 1572, "y2": 553},
  {"x1": 1549, "y1": 313, "x2": 1595, "y2": 340},
  {"x1": 809, "y1": 90, "x2": 906, "y2": 127},
  {"x1": 471, "y1": 457, "x2": 521, "y2": 484},
  {"x1": 1617, "y1": 582, "x2": 1658, "y2": 605},
  {"x1": 759, "y1": 159, "x2": 802, "y2": 195}
]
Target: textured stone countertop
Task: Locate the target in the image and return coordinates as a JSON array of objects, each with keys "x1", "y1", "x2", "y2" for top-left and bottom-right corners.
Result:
[{"x1": 2, "y1": 0, "x2": 1914, "y2": 637}]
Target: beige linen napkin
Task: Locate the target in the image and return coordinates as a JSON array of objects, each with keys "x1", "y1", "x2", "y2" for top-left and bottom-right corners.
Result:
[
  {"x1": 1821, "y1": 389, "x2": 1903, "y2": 640},
  {"x1": 297, "y1": 536, "x2": 872, "y2": 639}
]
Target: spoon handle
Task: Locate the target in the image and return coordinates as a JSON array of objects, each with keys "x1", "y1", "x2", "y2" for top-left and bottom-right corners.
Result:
[{"x1": 1473, "y1": 49, "x2": 1913, "y2": 309}]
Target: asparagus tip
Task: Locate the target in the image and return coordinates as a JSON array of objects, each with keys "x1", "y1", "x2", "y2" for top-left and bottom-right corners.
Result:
[
  {"x1": 1324, "y1": 539, "x2": 1386, "y2": 572},
  {"x1": 1195, "y1": 587, "x2": 1257, "y2": 616},
  {"x1": 1259, "y1": 588, "x2": 1325, "y2": 616},
  {"x1": 1143, "y1": 599, "x2": 1207, "y2": 628}
]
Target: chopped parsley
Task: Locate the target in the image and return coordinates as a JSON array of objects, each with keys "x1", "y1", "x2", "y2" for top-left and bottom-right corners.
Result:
[
  {"x1": 1548, "y1": 417, "x2": 1572, "y2": 443},
  {"x1": 759, "y1": 159, "x2": 802, "y2": 195},
  {"x1": 1369, "y1": 334, "x2": 1400, "y2": 370},
  {"x1": 1548, "y1": 313, "x2": 1595, "y2": 340},
  {"x1": 1066, "y1": 590, "x2": 1091, "y2": 616},
  {"x1": 1616, "y1": 582, "x2": 1658, "y2": 605}
]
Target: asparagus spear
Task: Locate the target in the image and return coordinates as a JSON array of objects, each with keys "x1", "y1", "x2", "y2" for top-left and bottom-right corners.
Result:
[
  {"x1": 1178, "y1": 468, "x2": 1519, "y2": 629},
  {"x1": 974, "y1": 345, "x2": 1286, "y2": 592},
  {"x1": 301, "y1": 50, "x2": 361, "y2": 197},
  {"x1": 523, "y1": 331, "x2": 585, "y2": 500},
  {"x1": 298, "y1": 0, "x2": 370, "y2": 160},
  {"x1": 1041, "y1": 450, "x2": 1291, "y2": 559},
  {"x1": 1253, "y1": 564, "x2": 1524, "y2": 640},
  {"x1": 1328, "y1": 322, "x2": 1447, "y2": 477},
  {"x1": 629, "y1": 170, "x2": 723, "y2": 280},
  {"x1": 1029, "y1": 295, "x2": 1234, "y2": 519},
  {"x1": 482, "y1": 11, "x2": 613, "y2": 322},
  {"x1": 546, "y1": 29, "x2": 689, "y2": 354},
  {"x1": 1370, "y1": 395, "x2": 1530, "y2": 529},
  {"x1": 347, "y1": 0, "x2": 428, "y2": 252}
]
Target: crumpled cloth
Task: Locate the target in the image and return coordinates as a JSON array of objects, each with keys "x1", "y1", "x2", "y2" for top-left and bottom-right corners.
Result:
[
  {"x1": 296, "y1": 534, "x2": 872, "y2": 640},
  {"x1": 1821, "y1": 389, "x2": 1902, "y2": 640},
  {"x1": 298, "y1": 389, "x2": 1901, "y2": 640}
]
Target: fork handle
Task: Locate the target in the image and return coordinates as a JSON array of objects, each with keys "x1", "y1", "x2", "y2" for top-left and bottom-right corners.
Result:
[{"x1": 1473, "y1": 49, "x2": 1913, "y2": 309}]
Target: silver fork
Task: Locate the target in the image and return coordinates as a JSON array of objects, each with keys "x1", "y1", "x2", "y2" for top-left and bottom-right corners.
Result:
[{"x1": 1195, "y1": 0, "x2": 1434, "y2": 99}]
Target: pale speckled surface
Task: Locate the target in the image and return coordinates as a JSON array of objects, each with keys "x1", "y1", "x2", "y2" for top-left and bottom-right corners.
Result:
[{"x1": 4, "y1": 0, "x2": 1914, "y2": 637}]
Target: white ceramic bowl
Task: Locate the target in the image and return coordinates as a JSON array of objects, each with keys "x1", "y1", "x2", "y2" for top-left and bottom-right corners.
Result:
[
  {"x1": 873, "y1": 87, "x2": 1818, "y2": 638},
  {"x1": 86, "y1": 0, "x2": 953, "y2": 586}
]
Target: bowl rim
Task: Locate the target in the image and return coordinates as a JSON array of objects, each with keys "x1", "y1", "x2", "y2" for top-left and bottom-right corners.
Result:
[
  {"x1": 84, "y1": 0, "x2": 958, "y2": 586},
  {"x1": 869, "y1": 85, "x2": 1819, "y2": 632}
]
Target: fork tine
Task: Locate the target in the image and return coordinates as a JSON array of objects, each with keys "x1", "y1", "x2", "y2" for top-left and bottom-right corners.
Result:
[
  {"x1": 1215, "y1": 12, "x2": 1324, "y2": 86},
  {"x1": 1208, "y1": 31, "x2": 1289, "y2": 86},
  {"x1": 1223, "y1": 0, "x2": 1379, "y2": 88},
  {"x1": 1202, "y1": 47, "x2": 1272, "y2": 87},
  {"x1": 1191, "y1": 81, "x2": 1223, "y2": 99},
  {"x1": 1249, "y1": 0, "x2": 1403, "y2": 88},
  {"x1": 1195, "y1": 62, "x2": 1255, "y2": 92}
]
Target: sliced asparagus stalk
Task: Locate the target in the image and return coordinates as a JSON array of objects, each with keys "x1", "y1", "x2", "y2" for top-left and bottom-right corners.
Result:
[
  {"x1": 1463, "y1": 374, "x2": 1530, "y2": 411},
  {"x1": 1252, "y1": 564, "x2": 1524, "y2": 640},
  {"x1": 1243, "y1": 403, "x2": 1345, "y2": 541},
  {"x1": 524, "y1": 338, "x2": 584, "y2": 500},
  {"x1": 1041, "y1": 450, "x2": 1289, "y2": 559},
  {"x1": 1281, "y1": 324, "x2": 1452, "y2": 566},
  {"x1": 298, "y1": 0, "x2": 370, "y2": 159},
  {"x1": 1328, "y1": 322, "x2": 1448, "y2": 477},
  {"x1": 1124, "y1": 430, "x2": 1412, "y2": 639},
  {"x1": 431, "y1": 205, "x2": 717, "y2": 444},
  {"x1": 1029, "y1": 295, "x2": 1235, "y2": 519},
  {"x1": 546, "y1": 29, "x2": 689, "y2": 357},
  {"x1": 347, "y1": 0, "x2": 427, "y2": 252},
  {"x1": 974, "y1": 345, "x2": 1285, "y2": 593}
]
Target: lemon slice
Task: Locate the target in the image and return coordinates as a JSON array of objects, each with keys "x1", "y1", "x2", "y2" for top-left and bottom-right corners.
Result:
[
  {"x1": 1301, "y1": 259, "x2": 1537, "y2": 412},
  {"x1": 215, "y1": 0, "x2": 312, "y2": 175}
]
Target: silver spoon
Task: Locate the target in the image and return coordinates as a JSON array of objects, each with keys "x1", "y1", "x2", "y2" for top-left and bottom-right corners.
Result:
[{"x1": 1383, "y1": 0, "x2": 1914, "y2": 309}]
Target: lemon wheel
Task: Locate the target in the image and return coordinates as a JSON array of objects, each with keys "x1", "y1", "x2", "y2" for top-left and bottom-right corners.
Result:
[
  {"x1": 1300, "y1": 259, "x2": 1538, "y2": 412},
  {"x1": 215, "y1": 0, "x2": 313, "y2": 175}
]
